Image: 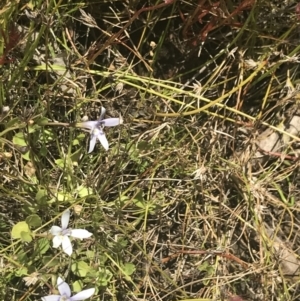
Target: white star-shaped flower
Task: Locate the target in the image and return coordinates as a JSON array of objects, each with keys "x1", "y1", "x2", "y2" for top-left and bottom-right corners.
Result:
[
  {"x1": 50, "y1": 210, "x2": 92, "y2": 256},
  {"x1": 42, "y1": 276, "x2": 95, "y2": 301},
  {"x1": 77, "y1": 107, "x2": 122, "y2": 153}
]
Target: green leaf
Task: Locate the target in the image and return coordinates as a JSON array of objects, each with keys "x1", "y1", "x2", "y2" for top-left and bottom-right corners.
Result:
[
  {"x1": 73, "y1": 280, "x2": 83, "y2": 293},
  {"x1": 42, "y1": 256, "x2": 61, "y2": 268},
  {"x1": 132, "y1": 190, "x2": 145, "y2": 209},
  {"x1": 72, "y1": 139, "x2": 80, "y2": 146},
  {"x1": 15, "y1": 267, "x2": 28, "y2": 277},
  {"x1": 86, "y1": 250, "x2": 96, "y2": 260},
  {"x1": 97, "y1": 268, "x2": 113, "y2": 287},
  {"x1": 70, "y1": 148, "x2": 82, "y2": 163},
  {"x1": 77, "y1": 185, "x2": 93, "y2": 198},
  {"x1": 73, "y1": 133, "x2": 85, "y2": 145},
  {"x1": 35, "y1": 117, "x2": 49, "y2": 125},
  {"x1": 11, "y1": 221, "x2": 31, "y2": 239},
  {"x1": 23, "y1": 204, "x2": 37, "y2": 214},
  {"x1": 43, "y1": 128, "x2": 56, "y2": 142},
  {"x1": 86, "y1": 268, "x2": 97, "y2": 278},
  {"x1": 17, "y1": 251, "x2": 29, "y2": 265},
  {"x1": 197, "y1": 261, "x2": 215, "y2": 286},
  {"x1": 21, "y1": 231, "x2": 32, "y2": 242},
  {"x1": 71, "y1": 261, "x2": 92, "y2": 277},
  {"x1": 116, "y1": 237, "x2": 128, "y2": 249},
  {"x1": 26, "y1": 214, "x2": 42, "y2": 228},
  {"x1": 6, "y1": 117, "x2": 21, "y2": 128},
  {"x1": 56, "y1": 191, "x2": 73, "y2": 202},
  {"x1": 137, "y1": 140, "x2": 152, "y2": 151},
  {"x1": 35, "y1": 189, "x2": 48, "y2": 205},
  {"x1": 36, "y1": 238, "x2": 50, "y2": 255},
  {"x1": 40, "y1": 145, "x2": 48, "y2": 156},
  {"x1": 55, "y1": 159, "x2": 64, "y2": 168},
  {"x1": 13, "y1": 132, "x2": 27, "y2": 146},
  {"x1": 122, "y1": 263, "x2": 135, "y2": 276},
  {"x1": 198, "y1": 260, "x2": 211, "y2": 272},
  {"x1": 27, "y1": 125, "x2": 37, "y2": 134},
  {"x1": 22, "y1": 151, "x2": 31, "y2": 161}
]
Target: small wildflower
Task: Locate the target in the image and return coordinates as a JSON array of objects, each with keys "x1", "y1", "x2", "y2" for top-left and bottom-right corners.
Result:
[
  {"x1": 23, "y1": 272, "x2": 40, "y2": 286},
  {"x1": 50, "y1": 210, "x2": 92, "y2": 256},
  {"x1": 42, "y1": 276, "x2": 95, "y2": 301},
  {"x1": 114, "y1": 82, "x2": 124, "y2": 94},
  {"x1": 192, "y1": 80, "x2": 202, "y2": 95},
  {"x1": 77, "y1": 107, "x2": 121, "y2": 153},
  {"x1": 73, "y1": 204, "x2": 83, "y2": 215}
]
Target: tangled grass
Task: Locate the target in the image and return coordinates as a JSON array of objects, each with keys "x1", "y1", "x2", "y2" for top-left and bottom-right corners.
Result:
[{"x1": 1, "y1": 1, "x2": 300, "y2": 301}]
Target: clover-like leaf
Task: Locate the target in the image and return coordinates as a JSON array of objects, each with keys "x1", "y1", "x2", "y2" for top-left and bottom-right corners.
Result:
[{"x1": 122, "y1": 263, "x2": 136, "y2": 276}]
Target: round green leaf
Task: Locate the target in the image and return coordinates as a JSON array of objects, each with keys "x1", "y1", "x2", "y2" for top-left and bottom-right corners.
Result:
[
  {"x1": 26, "y1": 214, "x2": 42, "y2": 228},
  {"x1": 35, "y1": 189, "x2": 48, "y2": 205},
  {"x1": 11, "y1": 221, "x2": 31, "y2": 239},
  {"x1": 21, "y1": 231, "x2": 32, "y2": 242},
  {"x1": 123, "y1": 263, "x2": 136, "y2": 276}
]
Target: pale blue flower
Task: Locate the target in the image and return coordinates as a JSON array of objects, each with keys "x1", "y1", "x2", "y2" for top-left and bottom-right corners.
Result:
[
  {"x1": 50, "y1": 210, "x2": 92, "y2": 256},
  {"x1": 77, "y1": 107, "x2": 121, "y2": 153},
  {"x1": 42, "y1": 276, "x2": 95, "y2": 301}
]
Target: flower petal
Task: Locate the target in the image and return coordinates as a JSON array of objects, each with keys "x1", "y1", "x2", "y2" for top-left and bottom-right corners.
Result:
[
  {"x1": 41, "y1": 295, "x2": 61, "y2": 301},
  {"x1": 88, "y1": 134, "x2": 97, "y2": 153},
  {"x1": 61, "y1": 210, "x2": 70, "y2": 229},
  {"x1": 71, "y1": 288, "x2": 95, "y2": 301},
  {"x1": 71, "y1": 229, "x2": 93, "y2": 239},
  {"x1": 57, "y1": 277, "x2": 64, "y2": 286},
  {"x1": 77, "y1": 121, "x2": 97, "y2": 130},
  {"x1": 50, "y1": 226, "x2": 62, "y2": 236},
  {"x1": 57, "y1": 277, "x2": 71, "y2": 297},
  {"x1": 97, "y1": 131, "x2": 109, "y2": 150},
  {"x1": 52, "y1": 235, "x2": 63, "y2": 248},
  {"x1": 62, "y1": 236, "x2": 73, "y2": 256},
  {"x1": 102, "y1": 118, "x2": 120, "y2": 127},
  {"x1": 99, "y1": 107, "x2": 106, "y2": 120}
]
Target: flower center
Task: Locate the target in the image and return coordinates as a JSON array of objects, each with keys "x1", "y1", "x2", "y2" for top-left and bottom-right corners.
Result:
[
  {"x1": 97, "y1": 120, "x2": 105, "y2": 128},
  {"x1": 61, "y1": 228, "x2": 72, "y2": 236},
  {"x1": 92, "y1": 127, "x2": 102, "y2": 136},
  {"x1": 59, "y1": 295, "x2": 70, "y2": 301}
]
